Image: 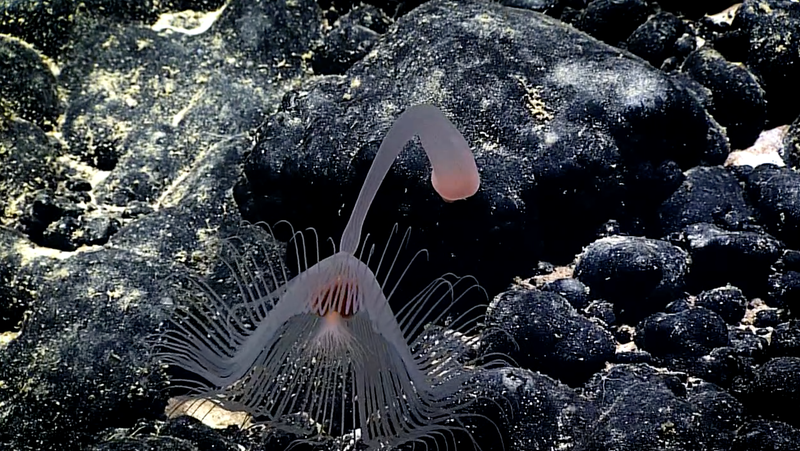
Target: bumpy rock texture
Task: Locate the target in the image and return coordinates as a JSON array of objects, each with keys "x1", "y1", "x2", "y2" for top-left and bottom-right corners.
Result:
[{"x1": 3, "y1": 0, "x2": 800, "y2": 450}]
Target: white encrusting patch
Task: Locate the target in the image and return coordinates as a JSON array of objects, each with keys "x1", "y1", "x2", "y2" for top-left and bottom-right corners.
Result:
[{"x1": 151, "y1": 6, "x2": 227, "y2": 37}]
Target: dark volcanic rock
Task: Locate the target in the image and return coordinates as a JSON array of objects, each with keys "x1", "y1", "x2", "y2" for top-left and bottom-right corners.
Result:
[
  {"x1": 3, "y1": 0, "x2": 797, "y2": 450},
  {"x1": 695, "y1": 346, "x2": 753, "y2": 387},
  {"x1": 734, "y1": 0, "x2": 800, "y2": 125},
  {"x1": 575, "y1": 235, "x2": 691, "y2": 321},
  {"x1": 311, "y1": 3, "x2": 391, "y2": 74},
  {"x1": 746, "y1": 164, "x2": 800, "y2": 248},
  {"x1": 728, "y1": 327, "x2": 768, "y2": 360},
  {"x1": 482, "y1": 288, "x2": 616, "y2": 385},
  {"x1": 211, "y1": 0, "x2": 323, "y2": 66},
  {"x1": 625, "y1": 12, "x2": 686, "y2": 68},
  {"x1": 60, "y1": 24, "x2": 272, "y2": 176},
  {"x1": 686, "y1": 381, "x2": 745, "y2": 450},
  {"x1": 770, "y1": 320, "x2": 800, "y2": 357},
  {"x1": 680, "y1": 47, "x2": 766, "y2": 149},
  {"x1": 632, "y1": 306, "x2": 751, "y2": 386},
  {"x1": 0, "y1": 245, "x2": 170, "y2": 450},
  {"x1": 730, "y1": 420, "x2": 800, "y2": 451},
  {"x1": 613, "y1": 350, "x2": 652, "y2": 364},
  {"x1": 473, "y1": 367, "x2": 597, "y2": 451},
  {"x1": 635, "y1": 307, "x2": 729, "y2": 358},
  {"x1": 744, "y1": 357, "x2": 800, "y2": 427},
  {"x1": 0, "y1": 0, "x2": 76, "y2": 55},
  {"x1": 0, "y1": 0, "x2": 309, "y2": 449},
  {"x1": 695, "y1": 285, "x2": 747, "y2": 324},
  {"x1": 679, "y1": 222, "x2": 783, "y2": 296},
  {"x1": 585, "y1": 300, "x2": 617, "y2": 327},
  {"x1": 755, "y1": 308, "x2": 781, "y2": 327},
  {"x1": 0, "y1": 132, "x2": 276, "y2": 451},
  {"x1": 238, "y1": 0, "x2": 728, "y2": 299},
  {"x1": 582, "y1": 364, "x2": 743, "y2": 451},
  {"x1": 767, "y1": 270, "x2": 800, "y2": 310},
  {"x1": 657, "y1": 166, "x2": 754, "y2": 235},
  {"x1": 0, "y1": 120, "x2": 66, "y2": 223},
  {"x1": 88, "y1": 414, "x2": 309, "y2": 450},
  {"x1": 542, "y1": 277, "x2": 590, "y2": 310},
  {"x1": 0, "y1": 229, "x2": 37, "y2": 331},
  {"x1": 785, "y1": 114, "x2": 800, "y2": 166},
  {"x1": 576, "y1": 0, "x2": 651, "y2": 46},
  {"x1": 0, "y1": 34, "x2": 62, "y2": 130}
]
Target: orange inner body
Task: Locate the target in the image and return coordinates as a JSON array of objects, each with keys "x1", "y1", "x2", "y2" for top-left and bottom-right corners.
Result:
[{"x1": 311, "y1": 276, "x2": 359, "y2": 318}]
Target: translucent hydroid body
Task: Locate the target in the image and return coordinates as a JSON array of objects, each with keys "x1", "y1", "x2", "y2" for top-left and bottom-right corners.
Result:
[{"x1": 153, "y1": 105, "x2": 493, "y2": 450}]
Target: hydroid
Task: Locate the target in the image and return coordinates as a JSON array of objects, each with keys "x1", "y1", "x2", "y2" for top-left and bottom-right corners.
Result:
[{"x1": 152, "y1": 104, "x2": 499, "y2": 450}]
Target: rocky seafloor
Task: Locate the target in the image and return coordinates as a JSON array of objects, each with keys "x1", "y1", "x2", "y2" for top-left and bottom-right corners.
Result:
[{"x1": 2, "y1": 0, "x2": 800, "y2": 450}]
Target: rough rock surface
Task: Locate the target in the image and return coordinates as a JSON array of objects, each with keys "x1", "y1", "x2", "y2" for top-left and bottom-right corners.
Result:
[{"x1": 2, "y1": 0, "x2": 800, "y2": 450}]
